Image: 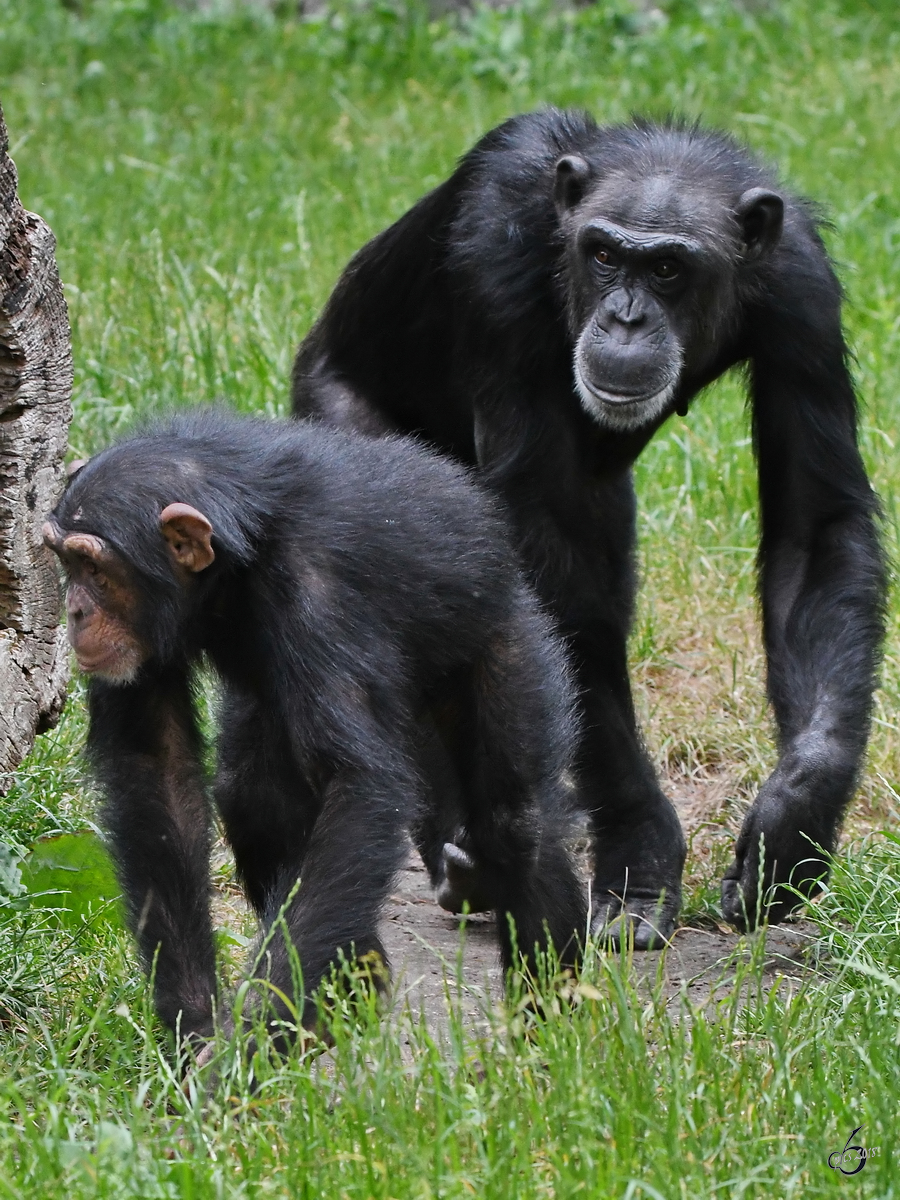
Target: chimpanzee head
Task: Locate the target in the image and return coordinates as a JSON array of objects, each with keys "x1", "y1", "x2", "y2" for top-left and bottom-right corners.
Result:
[
  {"x1": 40, "y1": 435, "x2": 234, "y2": 684},
  {"x1": 553, "y1": 128, "x2": 784, "y2": 431},
  {"x1": 42, "y1": 499, "x2": 214, "y2": 684}
]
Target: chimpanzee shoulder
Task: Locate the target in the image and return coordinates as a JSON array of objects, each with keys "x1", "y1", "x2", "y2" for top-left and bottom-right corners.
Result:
[{"x1": 446, "y1": 109, "x2": 828, "y2": 331}]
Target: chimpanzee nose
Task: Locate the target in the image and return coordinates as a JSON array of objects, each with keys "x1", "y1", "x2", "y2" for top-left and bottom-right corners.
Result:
[
  {"x1": 66, "y1": 594, "x2": 87, "y2": 623},
  {"x1": 598, "y1": 288, "x2": 648, "y2": 339},
  {"x1": 615, "y1": 305, "x2": 645, "y2": 327}
]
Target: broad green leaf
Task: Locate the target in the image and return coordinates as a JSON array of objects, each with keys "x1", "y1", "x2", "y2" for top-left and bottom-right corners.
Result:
[{"x1": 20, "y1": 831, "x2": 123, "y2": 930}]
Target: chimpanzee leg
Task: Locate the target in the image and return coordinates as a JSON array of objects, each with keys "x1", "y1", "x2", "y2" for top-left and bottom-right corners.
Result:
[
  {"x1": 571, "y1": 629, "x2": 686, "y2": 949},
  {"x1": 88, "y1": 673, "x2": 216, "y2": 1041},
  {"x1": 519, "y1": 469, "x2": 685, "y2": 949},
  {"x1": 411, "y1": 706, "x2": 501, "y2": 913},
  {"x1": 442, "y1": 468, "x2": 685, "y2": 949},
  {"x1": 243, "y1": 752, "x2": 418, "y2": 1035},
  {"x1": 444, "y1": 594, "x2": 587, "y2": 974},
  {"x1": 214, "y1": 690, "x2": 319, "y2": 917},
  {"x1": 410, "y1": 714, "x2": 466, "y2": 884},
  {"x1": 435, "y1": 630, "x2": 685, "y2": 947}
]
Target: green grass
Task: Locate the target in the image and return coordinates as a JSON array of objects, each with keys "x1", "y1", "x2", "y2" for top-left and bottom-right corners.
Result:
[{"x1": 3, "y1": 0, "x2": 900, "y2": 1194}]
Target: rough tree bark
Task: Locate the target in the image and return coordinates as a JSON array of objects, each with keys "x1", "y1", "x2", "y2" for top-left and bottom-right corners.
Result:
[{"x1": 0, "y1": 100, "x2": 71, "y2": 785}]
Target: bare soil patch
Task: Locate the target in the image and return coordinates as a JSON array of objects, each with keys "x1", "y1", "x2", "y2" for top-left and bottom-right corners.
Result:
[
  {"x1": 380, "y1": 846, "x2": 816, "y2": 1038},
  {"x1": 379, "y1": 772, "x2": 818, "y2": 1037},
  {"x1": 212, "y1": 772, "x2": 819, "y2": 1038}
]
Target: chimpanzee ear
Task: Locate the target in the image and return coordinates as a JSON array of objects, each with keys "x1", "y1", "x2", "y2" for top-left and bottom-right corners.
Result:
[
  {"x1": 735, "y1": 188, "x2": 784, "y2": 262},
  {"x1": 66, "y1": 458, "x2": 89, "y2": 480},
  {"x1": 554, "y1": 155, "x2": 592, "y2": 212},
  {"x1": 159, "y1": 503, "x2": 215, "y2": 573}
]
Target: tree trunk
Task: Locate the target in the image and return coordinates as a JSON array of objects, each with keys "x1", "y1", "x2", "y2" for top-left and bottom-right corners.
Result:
[{"x1": 0, "y1": 100, "x2": 71, "y2": 786}]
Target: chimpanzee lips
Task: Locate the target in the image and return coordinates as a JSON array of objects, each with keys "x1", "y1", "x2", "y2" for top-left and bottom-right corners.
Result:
[
  {"x1": 573, "y1": 354, "x2": 680, "y2": 431},
  {"x1": 72, "y1": 646, "x2": 117, "y2": 674},
  {"x1": 70, "y1": 639, "x2": 144, "y2": 684}
]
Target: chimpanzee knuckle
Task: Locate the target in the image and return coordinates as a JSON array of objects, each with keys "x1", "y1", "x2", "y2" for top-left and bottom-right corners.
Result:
[{"x1": 720, "y1": 878, "x2": 749, "y2": 927}]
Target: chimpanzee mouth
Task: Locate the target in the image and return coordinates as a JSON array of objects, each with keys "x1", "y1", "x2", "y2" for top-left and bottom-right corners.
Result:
[
  {"x1": 72, "y1": 644, "x2": 143, "y2": 685},
  {"x1": 573, "y1": 361, "x2": 679, "y2": 432}
]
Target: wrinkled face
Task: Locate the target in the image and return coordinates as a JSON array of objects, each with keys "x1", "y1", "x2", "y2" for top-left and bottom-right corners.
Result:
[
  {"x1": 554, "y1": 155, "x2": 784, "y2": 432},
  {"x1": 42, "y1": 521, "x2": 148, "y2": 683},
  {"x1": 569, "y1": 217, "x2": 693, "y2": 431}
]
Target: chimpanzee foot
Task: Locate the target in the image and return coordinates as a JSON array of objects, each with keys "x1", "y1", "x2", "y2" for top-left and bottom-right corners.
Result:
[
  {"x1": 192, "y1": 1040, "x2": 217, "y2": 1070},
  {"x1": 435, "y1": 842, "x2": 495, "y2": 913},
  {"x1": 590, "y1": 801, "x2": 685, "y2": 949},
  {"x1": 591, "y1": 890, "x2": 679, "y2": 950}
]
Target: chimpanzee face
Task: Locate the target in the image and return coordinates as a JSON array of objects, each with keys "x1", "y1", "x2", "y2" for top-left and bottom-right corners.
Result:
[
  {"x1": 554, "y1": 155, "x2": 784, "y2": 431},
  {"x1": 42, "y1": 521, "x2": 149, "y2": 682},
  {"x1": 42, "y1": 502, "x2": 215, "y2": 685}
]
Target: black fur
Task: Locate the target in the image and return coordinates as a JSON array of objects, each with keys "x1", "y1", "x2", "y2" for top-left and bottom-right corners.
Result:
[
  {"x1": 51, "y1": 410, "x2": 586, "y2": 1042},
  {"x1": 292, "y1": 109, "x2": 886, "y2": 938}
]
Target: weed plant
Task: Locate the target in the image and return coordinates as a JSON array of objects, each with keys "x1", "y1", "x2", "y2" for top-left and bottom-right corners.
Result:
[{"x1": 2, "y1": 0, "x2": 900, "y2": 1194}]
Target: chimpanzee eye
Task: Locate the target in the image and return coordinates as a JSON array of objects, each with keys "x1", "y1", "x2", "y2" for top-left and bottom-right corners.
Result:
[
  {"x1": 594, "y1": 247, "x2": 613, "y2": 266},
  {"x1": 652, "y1": 258, "x2": 680, "y2": 280}
]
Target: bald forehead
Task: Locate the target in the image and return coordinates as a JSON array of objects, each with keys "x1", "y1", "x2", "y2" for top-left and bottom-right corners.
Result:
[{"x1": 582, "y1": 168, "x2": 737, "y2": 245}]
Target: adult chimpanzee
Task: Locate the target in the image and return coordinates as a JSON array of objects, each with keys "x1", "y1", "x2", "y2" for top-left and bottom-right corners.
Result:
[
  {"x1": 292, "y1": 109, "x2": 886, "y2": 944},
  {"x1": 42, "y1": 410, "x2": 586, "y2": 1046}
]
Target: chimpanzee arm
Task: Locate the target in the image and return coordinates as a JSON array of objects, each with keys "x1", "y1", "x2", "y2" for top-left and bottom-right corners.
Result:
[
  {"x1": 292, "y1": 351, "x2": 396, "y2": 437},
  {"x1": 721, "y1": 251, "x2": 887, "y2": 928},
  {"x1": 226, "y1": 625, "x2": 419, "y2": 1039},
  {"x1": 88, "y1": 670, "x2": 217, "y2": 1039}
]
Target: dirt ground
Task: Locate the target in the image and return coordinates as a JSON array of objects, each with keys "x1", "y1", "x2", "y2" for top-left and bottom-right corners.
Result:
[
  {"x1": 212, "y1": 775, "x2": 818, "y2": 1038},
  {"x1": 378, "y1": 782, "x2": 817, "y2": 1036}
]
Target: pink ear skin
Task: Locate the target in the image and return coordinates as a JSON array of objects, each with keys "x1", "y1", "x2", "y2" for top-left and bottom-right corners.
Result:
[
  {"x1": 159, "y1": 503, "x2": 215, "y2": 573},
  {"x1": 67, "y1": 459, "x2": 89, "y2": 479}
]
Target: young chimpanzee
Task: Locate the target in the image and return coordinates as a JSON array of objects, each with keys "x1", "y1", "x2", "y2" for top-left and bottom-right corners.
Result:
[{"x1": 43, "y1": 410, "x2": 586, "y2": 1046}]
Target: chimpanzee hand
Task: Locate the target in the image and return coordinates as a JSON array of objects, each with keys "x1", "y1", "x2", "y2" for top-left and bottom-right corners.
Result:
[
  {"x1": 591, "y1": 891, "x2": 680, "y2": 951},
  {"x1": 720, "y1": 767, "x2": 837, "y2": 931}
]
